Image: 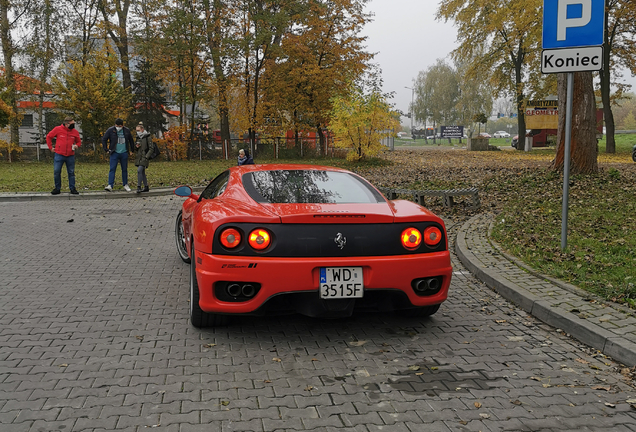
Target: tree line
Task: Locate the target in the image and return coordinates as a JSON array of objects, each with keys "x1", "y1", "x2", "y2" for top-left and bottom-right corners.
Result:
[
  {"x1": 432, "y1": 0, "x2": 636, "y2": 161},
  {"x1": 0, "y1": 0, "x2": 382, "y2": 160}
]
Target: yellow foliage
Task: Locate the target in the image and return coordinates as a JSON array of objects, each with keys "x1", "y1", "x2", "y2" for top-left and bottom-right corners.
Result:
[
  {"x1": 330, "y1": 86, "x2": 400, "y2": 162},
  {"x1": 155, "y1": 125, "x2": 188, "y2": 161}
]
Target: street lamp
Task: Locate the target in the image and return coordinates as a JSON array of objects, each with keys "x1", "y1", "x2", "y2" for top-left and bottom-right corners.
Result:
[{"x1": 405, "y1": 86, "x2": 414, "y2": 135}]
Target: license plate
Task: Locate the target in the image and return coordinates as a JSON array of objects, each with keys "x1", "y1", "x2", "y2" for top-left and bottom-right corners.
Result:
[{"x1": 319, "y1": 267, "x2": 364, "y2": 299}]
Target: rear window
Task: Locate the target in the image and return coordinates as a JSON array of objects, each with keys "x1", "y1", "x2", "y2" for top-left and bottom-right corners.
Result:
[{"x1": 242, "y1": 170, "x2": 385, "y2": 204}]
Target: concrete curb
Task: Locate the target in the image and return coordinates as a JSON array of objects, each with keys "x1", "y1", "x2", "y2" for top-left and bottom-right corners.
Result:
[
  {"x1": 0, "y1": 186, "x2": 206, "y2": 203},
  {"x1": 456, "y1": 215, "x2": 636, "y2": 367}
]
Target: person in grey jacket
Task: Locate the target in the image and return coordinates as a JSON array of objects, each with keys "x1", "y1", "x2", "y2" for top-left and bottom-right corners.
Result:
[{"x1": 134, "y1": 123, "x2": 153, "y2": 193}]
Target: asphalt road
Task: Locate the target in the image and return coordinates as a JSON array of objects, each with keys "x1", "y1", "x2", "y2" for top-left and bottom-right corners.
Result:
[{"x1": 2, "y1": 196, "x2": 636, "y2": 432}]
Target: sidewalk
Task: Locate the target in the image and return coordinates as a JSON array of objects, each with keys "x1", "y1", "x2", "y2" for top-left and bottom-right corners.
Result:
[{"x1": 456, "y1": 213, "x2": 636, "y2": 367}]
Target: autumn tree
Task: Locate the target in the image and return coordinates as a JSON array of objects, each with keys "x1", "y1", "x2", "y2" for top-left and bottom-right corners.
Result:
[
  {"x1": 551, "y1": 73, "x2": 598, "y2": 174},
  {"x1": 599, "y1": 0, "x2": 636, "y2": 153},
  {"x1": 0, "y1": 0, "x2": 24, "y2": 160},
  {"x1": 264, "y1": 0, "x2": 371, "y2": 152},
  {"x1": 66, "y1": 0, "x2": 102, "y2": 64},
  {"x1": 413, "y1": 59, "x2": 460, "y2": 142},
  {"x1": 437, "y1": 0, "x2": 543, "y2": 151},
  {"x1": 330, "y1": 83, "x2": 399, "y2": 161},
  {"x1": 24, "y1": 0, "x2": 62, "y2": 146},
  {"x1": 99, "y1": 0, "x2": 134, "y2": 100},
  {"x1": 52, "y1": 45, "x2": 132, "y2": 153}
]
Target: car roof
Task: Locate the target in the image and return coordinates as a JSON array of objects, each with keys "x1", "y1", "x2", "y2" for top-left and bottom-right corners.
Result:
[{"x1": 230, "y1": 164, "x2": 353, "y2": 175}]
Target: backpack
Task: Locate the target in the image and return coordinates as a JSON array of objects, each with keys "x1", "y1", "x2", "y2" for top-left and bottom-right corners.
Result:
[{"x1": 148, "y1": 139, "x2": 160, "y2": 160}]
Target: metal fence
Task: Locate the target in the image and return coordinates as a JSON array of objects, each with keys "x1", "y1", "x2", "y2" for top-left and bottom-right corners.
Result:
[{"x1": 13, "y1": 136, "x2": 348, "y2": 163}]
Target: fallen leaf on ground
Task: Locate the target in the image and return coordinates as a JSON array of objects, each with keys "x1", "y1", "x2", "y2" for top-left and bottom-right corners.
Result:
[
  {"x1": 479, "y1": 413, "x2": 490, "y2": 419},
  {"x1": 592, "y1": 386, "x2": 611, "y2": 391},
  {"x1": 576, "y1": 358, "x2": 589, "y2": 364},
  {"x1": 474, "y1": 402, "x2": 482, "y2": 408},
  {"x1": 530, "y1": 376, "x2": 542, "y2": 381},
  {"x1": 220, "y1": 401, "x2": 230, "y2": 406},
  {"x1": 511, "y1": 400, "x2": 522, "y2": 405},
  {"x1": 349, "y1": 341, "x2": 367, "y2": 347},
  {"x1": 272, "y1": 357, "x2": 282, "y2": 362},
  {"x1": 203, "y1": 343, "x2": 216, "y2": 348},
  {"x1": 495, "y1": 320, "x2": 506, "y2": 323},
  {"x1": 408, "y1": 365, "x2": 421, "y2": 371},
  {"x1": 605, "y1": 402, "x2": 616, "y2": 408},
  {"x1": 305, "y1": 385, "x2": 314, "y2": 391}
]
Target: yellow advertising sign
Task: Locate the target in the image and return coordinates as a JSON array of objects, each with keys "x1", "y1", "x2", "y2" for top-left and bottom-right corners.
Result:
[{"x1": 525, "y1": 100, "x2": 558, "y2": 129}]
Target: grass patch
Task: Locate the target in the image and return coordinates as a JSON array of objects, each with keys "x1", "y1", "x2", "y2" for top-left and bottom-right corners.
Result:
[
  {"x1": 489, "y1": 168, "x2": 636, "y2": 305},
  {"x1": 0, "y1": 156, "x2": 391, "y2": 192}
]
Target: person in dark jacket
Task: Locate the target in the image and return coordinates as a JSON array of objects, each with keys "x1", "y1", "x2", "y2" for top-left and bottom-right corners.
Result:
[
  {"x1": 46, "y1": 117, "x2": 82, "y2": 195},
  {"x1": 102, "y1": 118, "x2": 135, "y2": 192},
  {"x1": 238, "y1": 149, "x2": 254, "y2": 165},
  {"x1": 134, "y1": 122, "x2": 153, "y2": 193}
]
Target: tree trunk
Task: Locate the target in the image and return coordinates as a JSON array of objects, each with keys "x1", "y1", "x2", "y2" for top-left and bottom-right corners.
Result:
[
  {"x1": 514, "y1": 51, "x2": 527, "y2": 151},
  {"x1": 0, "y1": 0, "x2": 18, "y2": 161},
  {"x1": 551, "y1": 73, "x2": 598, "y2": 174},
  {"x1": 600, "y1": 11, "x2": 615, "y2": 153}
]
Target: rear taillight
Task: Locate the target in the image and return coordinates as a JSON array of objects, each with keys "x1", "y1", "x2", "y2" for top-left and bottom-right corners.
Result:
[
  {"x1": 423, "y1": 226, "x2": 442, "y2": 247},
  {"x1": 401, "y1": 228, "x2": 422, "y2": 250},
  {"x1": 248, "y1": 228, "x2": 271, "y2": 250},
  {"x1": 220, "y1": 228, "x2": 241, "y2": 249}
]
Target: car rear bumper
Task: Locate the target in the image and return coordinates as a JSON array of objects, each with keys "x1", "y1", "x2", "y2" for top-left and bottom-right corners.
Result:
[{"x1": 193, "y1": 250, "x2": 452, "y2": 315}]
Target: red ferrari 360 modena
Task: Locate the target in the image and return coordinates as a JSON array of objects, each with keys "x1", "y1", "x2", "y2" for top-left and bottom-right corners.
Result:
[{"x1": 174, "y1": 164, "x2": 452, "y2": 328}]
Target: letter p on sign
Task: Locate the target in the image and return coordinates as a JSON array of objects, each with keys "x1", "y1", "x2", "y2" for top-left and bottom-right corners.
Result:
[
  {"x1": 557, "y1": 0, "x2": 592, "y2": 41},
  {"x1": 543, "y1": 0, "x2": 604, "y2": 49}
]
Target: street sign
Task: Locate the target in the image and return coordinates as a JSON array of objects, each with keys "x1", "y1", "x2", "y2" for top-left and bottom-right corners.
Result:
[
  {"x1": 440, "y1": 126, "x2": 464, "y2": 139},
  {"x1": 543, "y1": 0, "x2": 605, "y2": 49},
  {"x1": 541, "y1": 46, "x2": 603, "y2": 74}
]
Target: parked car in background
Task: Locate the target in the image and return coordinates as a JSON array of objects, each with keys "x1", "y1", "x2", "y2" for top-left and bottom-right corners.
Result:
[{"x1": 493, "y1": 131, "x2": 511, "y2": 138}]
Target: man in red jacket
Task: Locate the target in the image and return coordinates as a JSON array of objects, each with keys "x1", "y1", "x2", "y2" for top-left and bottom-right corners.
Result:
[{"x1": 46, "y1": 117, "x2": 82, "y2": 195}]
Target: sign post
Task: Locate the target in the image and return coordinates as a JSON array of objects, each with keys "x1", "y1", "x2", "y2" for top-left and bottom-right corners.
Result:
[{"x1": 542, "y1": 0, "x2": 605, "y2": 251}]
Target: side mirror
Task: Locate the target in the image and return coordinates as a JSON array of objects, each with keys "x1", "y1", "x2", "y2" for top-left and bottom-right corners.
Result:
[
  {"x1": 174, "y1": 185, "x2": 192, "y2": 197},
  {"x1": 174, "y1": 185, "x2": 199, "y2": 200}
]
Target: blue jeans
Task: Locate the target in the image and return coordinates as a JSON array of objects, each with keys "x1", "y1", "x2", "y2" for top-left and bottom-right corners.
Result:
[
  {"x1": 108, "y1": 152, "x2": 129, "y2": 186},
  {"x1": 53, "y1": 153, "x2": 76, "y2": 190}
]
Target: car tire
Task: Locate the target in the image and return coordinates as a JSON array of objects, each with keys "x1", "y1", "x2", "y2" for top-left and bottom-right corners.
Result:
[
  {"x1": 632, "y1": 150, "x2": 636, "y2": 163},
  {"x1": 190, "y1": 249, "x2": 228, "y2": 328},
  {"x1": 176, "y1": 211, "x2": 191, "y2": 263},
  {"x1": 400, "y1": 304, "x2": 440, "y2": 318}
]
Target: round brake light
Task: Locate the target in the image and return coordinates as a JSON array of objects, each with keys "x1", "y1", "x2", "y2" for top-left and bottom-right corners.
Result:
[
  {"x1": 249, "y1": 229, "x2": 271, "y2": 250},
  {"x1": 220, "y1": 228, "x2": 241, "y2": 249},
  {"x1": 423, "y1": 226, "x2": 442, "y2": 246},
  {"x1": 401, "y1": 228, "x2": 422, "y2": 250}
]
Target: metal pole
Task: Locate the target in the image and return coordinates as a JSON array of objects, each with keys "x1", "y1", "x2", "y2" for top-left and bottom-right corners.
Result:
[{"x1": 561, "y1": 72, "x2": 574, "y2": 251}]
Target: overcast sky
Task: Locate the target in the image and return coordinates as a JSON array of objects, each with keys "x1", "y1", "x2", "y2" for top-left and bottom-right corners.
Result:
[{"x1": 361, "y1": 0, "x2": 636, "y2": 121}]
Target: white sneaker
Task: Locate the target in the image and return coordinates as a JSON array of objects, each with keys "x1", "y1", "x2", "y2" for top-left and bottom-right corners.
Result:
[
  {"x1": 123, "y1": 184, "x2": 131, "y2": 192},
  {"x1": 104, "y1": 185, "x2": 113, "y2": 192}
]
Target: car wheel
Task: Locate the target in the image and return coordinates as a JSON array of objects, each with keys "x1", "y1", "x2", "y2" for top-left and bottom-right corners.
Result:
[
  {"x1": 399, "y1": 304, "x2": 440, "y2": 318},
  {"x1": 175, "y1": 211, "x2": 190, "y2": 263},
  {"x1": 632, "y1": 150, "x2": 636, "y2": 163},
  {"x1": 190, "y1": 249, "x2": 228, "y2": 328}
]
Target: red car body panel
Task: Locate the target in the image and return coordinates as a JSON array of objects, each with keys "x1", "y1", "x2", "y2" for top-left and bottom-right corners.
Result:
[
  {"x1": 177, "y1": 163, "x2": 452, "y2": 318},
  {"x1": 194, "y1": 250, "x2": 452, "y2": 313}
]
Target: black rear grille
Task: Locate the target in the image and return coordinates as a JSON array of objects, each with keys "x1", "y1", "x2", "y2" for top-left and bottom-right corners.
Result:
[{"x1": 211, "y1": 222, "x2": 446, "y2": 257}]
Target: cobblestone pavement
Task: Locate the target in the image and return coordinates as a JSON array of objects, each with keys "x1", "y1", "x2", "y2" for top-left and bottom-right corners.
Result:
[{"x1": 2, "y1": 196, "x2": 636, "y2": 432}]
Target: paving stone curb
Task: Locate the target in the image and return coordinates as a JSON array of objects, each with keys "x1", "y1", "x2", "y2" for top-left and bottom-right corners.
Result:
[
  {"x1": 456, "y1": 213, "x2": 636, "y2": 367},
  {"x1": 0, "y1": 186, "x2": 206, "y2": 202}
]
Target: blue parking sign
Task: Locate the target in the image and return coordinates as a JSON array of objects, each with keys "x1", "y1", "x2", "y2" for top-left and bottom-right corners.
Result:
[{"x1": 543, "y1": 0, "x2": 605, "y2": 49}]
